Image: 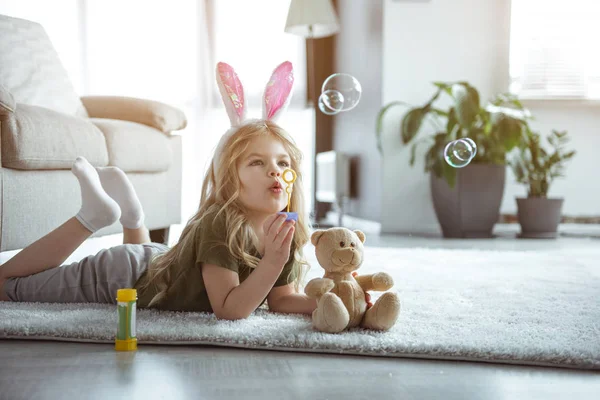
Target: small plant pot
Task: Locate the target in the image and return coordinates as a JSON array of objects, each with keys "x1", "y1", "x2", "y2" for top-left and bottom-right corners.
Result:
[
  {"x1": 516, "y1": 197, "x2": 564, "y2": 239},
  {"x1": 430, "y1": 164, "x2": 506, "y2": 238}
]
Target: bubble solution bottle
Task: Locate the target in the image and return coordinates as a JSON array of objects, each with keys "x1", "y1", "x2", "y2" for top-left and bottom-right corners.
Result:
[{"x1": 115, "y1": 288, "x2": 137, "y2": 351}]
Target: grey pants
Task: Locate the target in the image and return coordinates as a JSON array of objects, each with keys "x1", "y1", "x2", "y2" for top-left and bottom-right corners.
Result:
[{"x1": 3, "y1": 242, "x2": 168, "y2": 304}]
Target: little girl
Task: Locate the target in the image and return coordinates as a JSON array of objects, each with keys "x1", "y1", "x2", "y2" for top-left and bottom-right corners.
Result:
[{"x1": 0, "y1": 61, "x2": 319, "y2": 319}]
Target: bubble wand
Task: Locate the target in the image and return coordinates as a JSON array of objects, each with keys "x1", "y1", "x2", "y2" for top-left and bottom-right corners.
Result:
[{"x1": 278, "y1": 168, "x2": 298, "y2": 221}]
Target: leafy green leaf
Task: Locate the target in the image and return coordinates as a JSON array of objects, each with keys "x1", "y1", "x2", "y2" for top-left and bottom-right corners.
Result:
[
  {"x1": 422, "y1": 133, "x2": 450, "y2": 174},
  {"x1": 442, "y1": 160, "x2": 457, "y2": 188},
  {"x1": 483, "y1": 117, "x2": 493, "y2": 135},
  {"x1": 427, "y1": 87, "x2": 443, "y2": 105},
  {"x1": 427, "y1": 145, "x2": 442, "y2": 175},
  {"x1": 491, "y1": 92, "x2": 525, "y2": 109},
  {"x1": 488, "y1": 106, "x2": 530, "y2": 121},
  {"x1": 494, "y1": 116, "x2": 523, "y2": 151},
  {"x1": 433, "y1": 82, "x2": 452, "y2": 96},
  {"x1": 512, "y1": 159, "x2": 527, "y2": 182},
  {"x1": 401, "y1": 107, "x2": 429, "y2": 144},
  {"x1": 430, "y1": 108, "x2": 448, "y2": 117},
  {"x1": 410, "y1": 142, "x2": 418, "y2": 166},
  {"x1": 466, "y1": 86, "x2": 480, "y2": 111},
  {"x1": 434, "y1": 132, "x2": 450, "y2": 146},
  {"x1": 452, "y1": 84, "x2": 478, "y2": 127},
  {"x1": 446, "y1": 108, "x2": 458, "y2": 138}
]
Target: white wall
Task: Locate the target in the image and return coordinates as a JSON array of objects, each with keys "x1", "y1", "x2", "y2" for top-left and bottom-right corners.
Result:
[
  {"x1": 332, "y1": 0, "x2": 383, "y2": 222},
  {"x1": 380, "y1": 0, "x2": 600, "y2": 234}
]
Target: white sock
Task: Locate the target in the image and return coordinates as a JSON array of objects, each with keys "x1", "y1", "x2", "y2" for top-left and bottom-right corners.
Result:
[
  {"x1": 96, "y1": 166, "x2": 145, "y2": 229},
  {"x1": 72, "y1": 157, "x2": 121, "y2": 233}
]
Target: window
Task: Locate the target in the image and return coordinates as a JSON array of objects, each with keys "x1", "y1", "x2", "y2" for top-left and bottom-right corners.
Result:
[
  {"x1": 211, "y1": 0, "x2": 307, "y2": 108},
  {"x1": 0, "y1": 0, "x2": 83, "y2": 92},
  {"x1": 85, "y1": 0, "x2": 199, "y2": 107},
  {"x1": 509, "y1": 0, "x2": 600, "y2": 99}
]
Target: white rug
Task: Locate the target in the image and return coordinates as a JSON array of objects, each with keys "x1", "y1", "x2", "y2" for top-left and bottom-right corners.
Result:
[{"x1": 1, "y1": 246, "x2": 599, "y2": 370}]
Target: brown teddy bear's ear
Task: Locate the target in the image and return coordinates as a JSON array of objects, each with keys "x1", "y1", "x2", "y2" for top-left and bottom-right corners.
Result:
[
  {"x1": 354, "y1": 230, "x2": 366, "y2": 243},
  {"x1": 311, "y1": 230, "x2": 326, "y2": 246}
]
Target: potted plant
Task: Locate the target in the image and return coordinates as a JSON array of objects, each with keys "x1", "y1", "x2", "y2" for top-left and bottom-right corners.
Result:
[
  {"x1": 509, "y1": 129, "x2": 576, "y2": 238},
  {"x1": 376, "y1": 82, "x2": 532, "y2": 238}
]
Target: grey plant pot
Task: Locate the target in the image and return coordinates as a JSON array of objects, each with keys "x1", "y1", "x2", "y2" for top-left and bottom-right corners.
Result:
[
  {"x1": 516, "y1": 197, "x2": 564, "y2": 239},
  {"x1": 430, "y1": 164, "x2": 506, "y2": 238}
]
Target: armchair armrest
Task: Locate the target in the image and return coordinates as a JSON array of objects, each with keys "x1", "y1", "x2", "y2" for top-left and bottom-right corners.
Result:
[
  {"x1": 0, "y1": 84, "x2": 16, "y2": 116},
  {"x1": 81, "y1": 96, "x2": 187, "y2": 134}
]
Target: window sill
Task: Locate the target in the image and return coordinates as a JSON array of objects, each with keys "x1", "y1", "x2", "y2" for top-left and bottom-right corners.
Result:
[{"x1": 519, "y1": 98, "x2": 600, "y2": 108}]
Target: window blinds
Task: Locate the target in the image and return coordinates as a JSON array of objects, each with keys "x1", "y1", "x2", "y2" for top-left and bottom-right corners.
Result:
[{"x1": 509, "y1": 0, "x2": 600, "y2": 99}]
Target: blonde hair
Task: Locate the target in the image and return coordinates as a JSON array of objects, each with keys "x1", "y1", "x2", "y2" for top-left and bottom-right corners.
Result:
[{"x1": 140, "y1": 120, "x2": 311, "y2": 307}]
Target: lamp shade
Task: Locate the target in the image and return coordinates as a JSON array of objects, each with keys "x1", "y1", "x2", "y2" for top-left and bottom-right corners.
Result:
[{"x1": 284, "y1": 0, "x2": 340, "y2": 38}]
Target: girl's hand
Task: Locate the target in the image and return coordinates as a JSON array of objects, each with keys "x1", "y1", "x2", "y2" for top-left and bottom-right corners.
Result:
[{"x1": 262, "y1": 213, "x2": 295, "y2": 269}]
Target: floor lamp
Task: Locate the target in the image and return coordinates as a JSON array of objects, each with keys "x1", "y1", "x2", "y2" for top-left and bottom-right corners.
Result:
[{"x1": 284, "y1": 0, "x2": 340, "y2": 223}]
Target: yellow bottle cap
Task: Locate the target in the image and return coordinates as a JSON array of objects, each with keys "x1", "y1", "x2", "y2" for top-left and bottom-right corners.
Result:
[
  {"x1": 116, "y1": 288, "x2": 137, "y2": 302},
  {"x1": 115, "y1": 339, "x2": 137, "y2": 351}
]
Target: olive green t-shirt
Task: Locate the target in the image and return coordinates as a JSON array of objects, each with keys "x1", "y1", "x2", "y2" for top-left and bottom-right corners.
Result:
[{"x1": 135, "y1": 209, "x2": 299, "y2": 312}]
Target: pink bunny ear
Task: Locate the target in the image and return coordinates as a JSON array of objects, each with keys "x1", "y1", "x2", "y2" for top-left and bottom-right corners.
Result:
[
  {"x1": 262, "y1": 61, "x2": 294, "y2": 122},
  {"x1": 216, "y1": 62, "x2": 247, "y2": 126}
]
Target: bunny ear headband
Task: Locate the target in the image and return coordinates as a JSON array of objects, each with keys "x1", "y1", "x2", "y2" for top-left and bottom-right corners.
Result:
[{"x1": 212, "y1": 61, "x2": 294, "y2": 170}]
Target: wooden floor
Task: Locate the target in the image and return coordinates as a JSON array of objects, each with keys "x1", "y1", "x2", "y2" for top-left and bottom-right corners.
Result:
[
  {"x1": 1, "y1": 232, "x2": 599, "y2": 400},
  {"x1": 1, "y1": 340, "x2": 599, "y2": 400}
]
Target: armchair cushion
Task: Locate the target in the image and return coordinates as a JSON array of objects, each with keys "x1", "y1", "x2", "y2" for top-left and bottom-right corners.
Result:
[
  {"x1": 81, "y1": 96, "x2": 187, "y2": 134},
  {"x1": 91, "y1": 118, "x2": 173, "y2": 173},
  {"x1": 2, "y1": 103, "x2": 108, "y2": 170}
]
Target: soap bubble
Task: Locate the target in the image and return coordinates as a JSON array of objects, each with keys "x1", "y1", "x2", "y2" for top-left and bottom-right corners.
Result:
[
  {"x1": 462, "y1": 138, "x2": 477, "y2": 157},
  {"x1": 321, "y1": 73, "x2": 362, "y2": 112},
  {"x1": 318, "y1": 93, "x2": 341, "y2": 115},
  {"x1": 320, "y1": 90, "x2": 345, "y2": 113},
  {"x1": 444, "y1": 139, "x2": 476, "y2": 168}
]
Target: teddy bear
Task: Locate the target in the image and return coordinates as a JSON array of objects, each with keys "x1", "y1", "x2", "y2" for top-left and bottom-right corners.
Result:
[{"x1": 304, "y1": 227, "x2": 401, "y2": 333}]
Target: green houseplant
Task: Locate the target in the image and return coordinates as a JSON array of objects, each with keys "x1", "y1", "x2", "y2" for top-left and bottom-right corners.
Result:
[
  {"x1": 510, "y1": 128, "x2": 576, "y2": 238},
  {"x1": 376, "y1": 82, "x2": 532, "y2": 238}
]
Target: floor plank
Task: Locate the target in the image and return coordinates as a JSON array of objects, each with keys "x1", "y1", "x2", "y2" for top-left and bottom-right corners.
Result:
[{"x1": 1, "y1": 340, "x2": 599, "y2": 400}]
